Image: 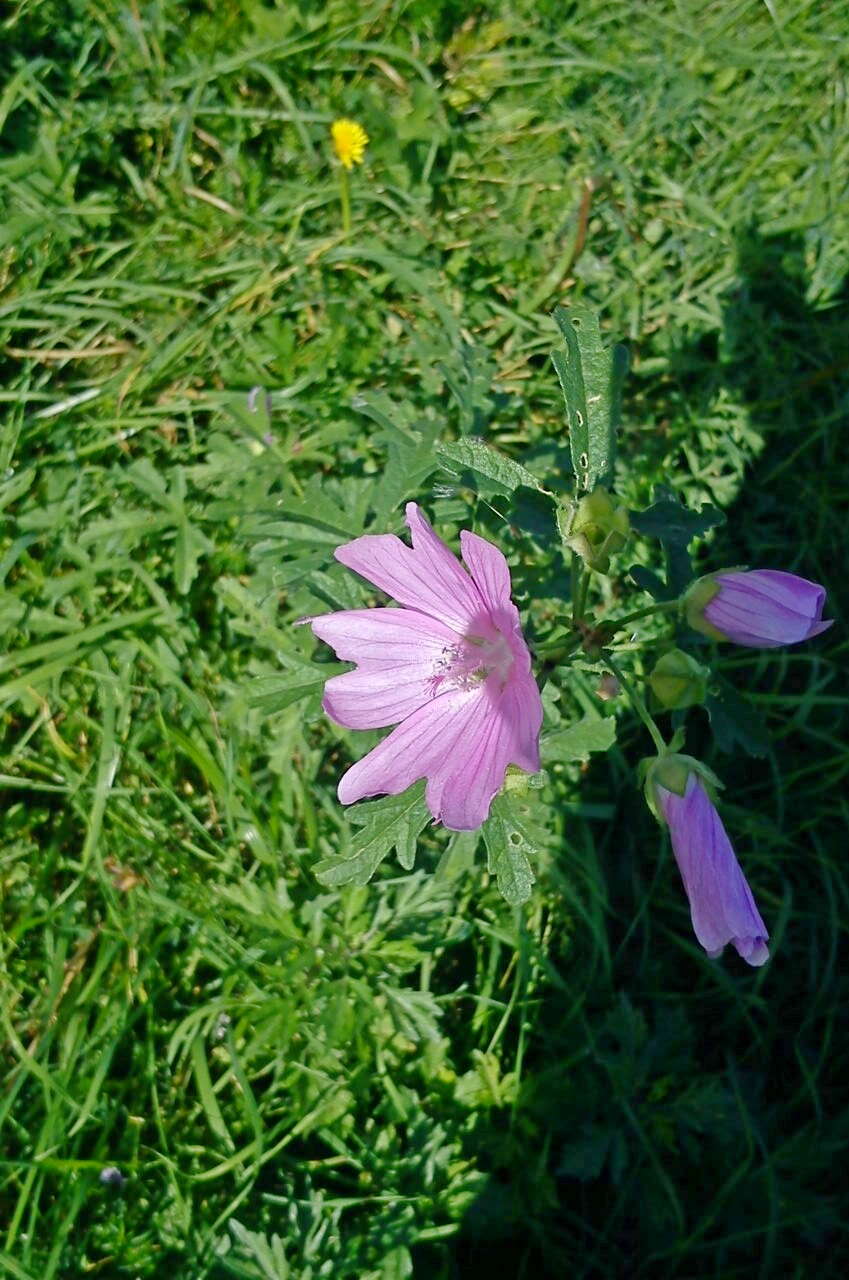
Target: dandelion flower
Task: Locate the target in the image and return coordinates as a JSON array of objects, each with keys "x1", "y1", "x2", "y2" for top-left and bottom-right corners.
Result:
[
  {"x1": 307, "y1": 503, "x2": 543, "y2": 831},
  {"x1": 331, "y1": 118, "x2": 369, "y2": 170}
]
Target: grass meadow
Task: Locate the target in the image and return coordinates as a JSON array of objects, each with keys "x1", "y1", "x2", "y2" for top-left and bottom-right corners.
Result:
[{"x1": 2, "y1": 1, "x2": 849, "y2": 1276}]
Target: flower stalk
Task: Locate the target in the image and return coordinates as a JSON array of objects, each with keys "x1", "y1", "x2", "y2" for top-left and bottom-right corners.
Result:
[{"x1": 602, "y1": 652, "x2": 667, "y2": 755}]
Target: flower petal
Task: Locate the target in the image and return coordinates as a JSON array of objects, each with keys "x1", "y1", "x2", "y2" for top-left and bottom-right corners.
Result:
[
  {"x1": 337, "y1": 686, "x2": 483, "y2": 814},
  {"x1": 429, "y1": 675, "x2": 543, "y2": 829},
  {"x1": 658, "y1": 776, "x2": 769, "y2": 966},
  {"x1": 337, "y1": 670, "x2": 543, "y2": 830},
  {"x1": 460, "y1": 529, "x2": 513, "y2": 613},
  {"x1": 310, "y1": 608, "x2": 458, "y2": 667},
  {"x1": 333, "y1": 505, "x2": 485, "y2": 633},
  {"x1": 322, "y1": 664, "x2": 435, "y2": 729},
  {"x1": 707, "y1": 570, "x2": 832, "y2": 646},
  {"x1": 500, "y1": 669, "x2": 544, "y2": 774},
  {"x1": 404, "y1": 502, "x2": 489, "y2": 626}
]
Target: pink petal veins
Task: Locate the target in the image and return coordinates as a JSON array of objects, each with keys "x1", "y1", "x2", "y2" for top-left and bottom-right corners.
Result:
[
  {"x1": 310, "y1": 608, "x2": 459, "y2": 667},
  {"x1": 333, "y1": 504, "x2": 486, "y2": 633},
  {"x1": 310, "y1": 504, "x2": 544, "y2": 830},
  {"x1": 460, "y1": 529, "x2": 513, "y2": 614},
  {"x1": 322, "y1": 663, "x2": 438, "y2": 730},
  {"x1": 337, "y1": 686, "x2": 481, "y2": 812}
]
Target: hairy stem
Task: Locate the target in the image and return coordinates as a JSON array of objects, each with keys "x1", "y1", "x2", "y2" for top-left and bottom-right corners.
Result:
[
  {"x1": 339, "y1": 166, "x2": 351, "y2": 235},
  {"x1": 609, "y1": 598, "x2": 680, "y2": 632},
  {"x1": 602, "y1": 651, "x2": 667, "y2": 754}
]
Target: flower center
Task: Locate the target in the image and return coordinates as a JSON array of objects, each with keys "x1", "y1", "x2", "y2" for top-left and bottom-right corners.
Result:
[{"x1": 431, "y1": 628, "x2": 514, "y2": 695}]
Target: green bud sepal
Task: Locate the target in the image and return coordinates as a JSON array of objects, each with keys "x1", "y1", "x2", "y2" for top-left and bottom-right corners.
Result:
[
  {"x1": 639, "y1": 750, "x2": 723, "y2": 824},
  {"x1": 683, "y1": 567, "x2": 747, "y2": 640},
  {"x1": 559, "y1": 487, "x2": 630, "y2": 575},
  {"x1": 648, "y1": 647, "x2": 709, "y2": 709}
]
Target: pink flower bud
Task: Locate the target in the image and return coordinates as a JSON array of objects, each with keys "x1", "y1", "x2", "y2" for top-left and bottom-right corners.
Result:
[{"x1": 686, "y1": 569, "x2": 832, "y2": 647}]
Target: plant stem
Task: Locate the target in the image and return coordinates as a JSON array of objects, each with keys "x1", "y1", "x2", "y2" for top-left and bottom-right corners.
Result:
[
  {"x1": 338, "y1": 166, "x2": 351, "y2": 235},
  {"x1": 602, "y1": 651, "x2": 667, "y2": 754},
  {"x1": 536, "y1": 633, "x2": 584, "y2": 690},
  {"x1": 570, "y1": 552, "x2": 581, "y2": 626},
  {"x1": 575, "y1": 568, "x2": 591, "y2": 622},
  {"x1": 609, "y1": 598, "x2": 680, "y2": 632}
]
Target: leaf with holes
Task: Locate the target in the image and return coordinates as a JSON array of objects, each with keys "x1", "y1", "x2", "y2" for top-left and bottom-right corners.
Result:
[
  {"x1": 482, "y1": 792, "x2": 539, "y2": 905},
  {"x1": 436, "y1": 438, "x2": 545, "y2": 496},
  {"x1": 550, "y1": 304, "x2": 628, "y2": 493}
]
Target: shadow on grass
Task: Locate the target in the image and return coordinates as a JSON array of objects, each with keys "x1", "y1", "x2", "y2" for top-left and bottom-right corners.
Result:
[{"x1": 431, "y1": 230, "x2": 849, "y2": 1279}]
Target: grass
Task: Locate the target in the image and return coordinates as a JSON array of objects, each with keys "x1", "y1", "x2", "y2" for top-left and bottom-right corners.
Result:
[{"x1": 1, "y1": 0, "x2": 849, "y2": 1275}]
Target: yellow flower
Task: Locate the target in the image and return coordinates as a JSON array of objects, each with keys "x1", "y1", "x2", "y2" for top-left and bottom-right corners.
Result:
[{"x1": 331, "y1": 118, "x2": 369, "y2": 170}]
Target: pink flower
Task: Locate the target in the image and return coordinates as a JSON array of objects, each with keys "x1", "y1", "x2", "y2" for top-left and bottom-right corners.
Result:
[
  {"x1": 308, "y1": 503, "x2": 543, "y2": 831},
  {"x1": 655, "y1": 770, "x2": 769, "y2": 967}
]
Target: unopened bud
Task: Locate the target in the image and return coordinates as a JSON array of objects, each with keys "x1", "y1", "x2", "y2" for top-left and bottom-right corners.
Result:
[
  {"x1": 560, "y1": 488, "x2": 629, "y2": 574},
  {"x1": 648, "y1": 648, "x2": 708, "y2": 710},
  {"x1": 641, "y1": 752, "x2": 722, "y2": 822},
  {"x1": 683, "y1": 575, "x2": 724, "y2": 640}
]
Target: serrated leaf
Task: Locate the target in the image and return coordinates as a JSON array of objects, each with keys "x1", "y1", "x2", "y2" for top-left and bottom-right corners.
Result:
[
  {"x1": 314, "y1": 784, "x2": 430, "y2": 886},
  {"x1": 551, "y1": 304, "x2": 627, "y2": 492},
  {"x1": 629, "y1": 487, "x2": 724, "y2": 545},
  {"x1": 175, "y1": 515, "x2": 213, "y2": 594},
  {"x1": 705, "y1": 675, "x2": 770, "y2": 757},
  {"x1": 542, "y1": 714, "x2": 616, "y2": 765},
  {"x1": 629, "y1": 485, "x2": 725, "y2": 596},
  {"x1": 383, "y1": 987, "x2": 442, "y2": 1042},
  {"x1": 481, "y1": 792, "x2": 538, "y2": 905},
  {"x1": 372, "y1": 418, "x2": 441, "y2": 524},
  {"x1": 436, "y1": 438, "x2": 543, "y2": 495},
  {"x1": 246, "y1": 475, "x2": 368, "y2": 545},
  {"x1": 228, "y1": 1220, "x2": 290, "y2": 1279},
  {"x1": 244, "y1": 667, "x2": 340, "y2": 714}
]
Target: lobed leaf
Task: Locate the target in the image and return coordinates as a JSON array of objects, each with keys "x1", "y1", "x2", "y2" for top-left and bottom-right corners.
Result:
[
  {"x1": 542, "y1": 714, "x2": 616, "y2": 765},
  {"x1": 314, "y1": 783, "x2": 430, "y2": 886},
  {"x1": 482, "y1": 792, "x2": 538, "y2": 906}
]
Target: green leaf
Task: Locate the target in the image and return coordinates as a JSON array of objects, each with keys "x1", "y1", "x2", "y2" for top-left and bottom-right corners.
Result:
[
  {"x1": 629, "y1": 485, "x2": 724, "y2": 596},
  {"x1": 379, "y1": 1246, "x2": 414, "y2": 1280},
  {"x1": 542, "y1": 714, "x2": 616, "y2": 765},
  {"x1": 502, "y1": 484, "x2": 559, "y2": 543},
  {"x1": 629, "y1": 488, "x2": 724, "y2": 545},
  {"x1": 0, "y1": 607, "x2": 161, "y2": 678},
  {"x1": 436, "y1": 438, "x2": 544, "y2": 495},
  {"x1": 550, "y1": 304, "x2": 627, "y2": 492},
  {"x1": 175, "y1": 515, "x2": 213, "y2": 595},
  {"x1": 629, "y1": 564, "x2": 672, "y2": 601},
  {"x1": 482, "y1": 792, "x2": 538, "y2": 906},
  {"x1": 371, "y1": 417, "x2": 441, "y2": 524},
  {"x1": 313, "y1": 784, "x2": 430, "y2": 886},
  {"x1": 228, "y1": 1220, "x2": 290, "y2": 1279},
  {"x1": 244, "y1": 667, "x2": 341, "y2": 714},
  {"x1": 705, "y1": 675, "x2": 770, "y2": 757}
]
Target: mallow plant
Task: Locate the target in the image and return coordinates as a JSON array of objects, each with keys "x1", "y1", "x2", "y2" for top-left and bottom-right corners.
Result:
[{"x1": 276, "y1": 305, "x2": 832, "y2": 968}]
